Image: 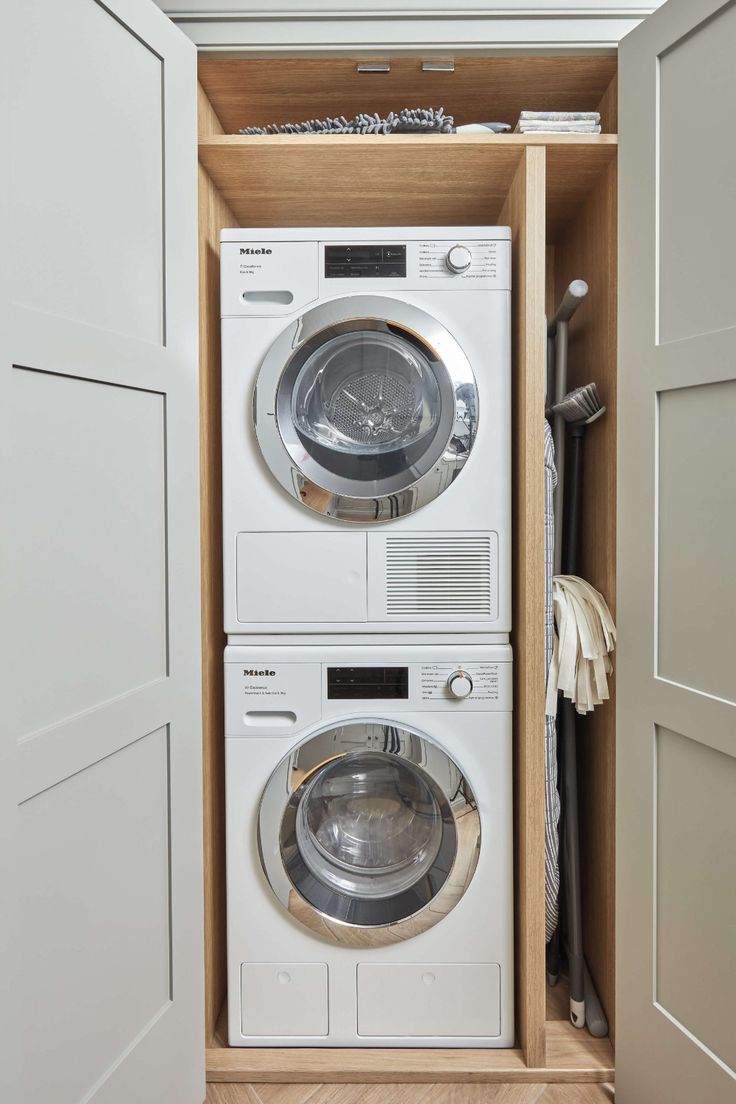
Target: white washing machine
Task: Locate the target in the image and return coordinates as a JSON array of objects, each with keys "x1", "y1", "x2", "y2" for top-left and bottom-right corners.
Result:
[
  {"x1": 225, "y1": 643, "x2": 514, "y2": 1047},
  {"x1": 221, "y1": 227, "x2": 511, "y2": 637}
]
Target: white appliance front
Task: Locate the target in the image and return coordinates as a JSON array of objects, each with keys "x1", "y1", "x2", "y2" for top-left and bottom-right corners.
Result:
[
  {"x1": 221, "y1": 227, "x2": 511, "y2": 636},
  {"x1": 225, "y1": 643, "x2": 514, "y2": 1047}
]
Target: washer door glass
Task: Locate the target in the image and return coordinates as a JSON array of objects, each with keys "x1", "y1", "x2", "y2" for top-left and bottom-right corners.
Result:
[
  {"x1": 262, "y1": 720, "x2": 480, "y2": 939},
  {"x1": 276, "y1": 320, "x2": 458, "y2": 498},
  {"x1": 296, "y1": 751, "x2": 446, "y2": 901}
]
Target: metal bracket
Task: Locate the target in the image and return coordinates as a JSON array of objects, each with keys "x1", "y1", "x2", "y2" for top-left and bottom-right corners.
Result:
[
  {"x1": 421, "y1": 59, "x2": 455, "y2": 72},
  {"x1": 356, "y1": 60, "x2": 391, "y2": 73}
]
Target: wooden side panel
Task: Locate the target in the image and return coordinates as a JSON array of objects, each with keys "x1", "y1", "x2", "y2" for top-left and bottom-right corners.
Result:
[
  {"x1": 597, "y1": 72, "x2": 619, "y2": 135},
  {"x1": 199, "y1": 149, "x2": 236, "y2": 1042},
  {"x1": 500, "y1": 146, "x2": 548, "y2": 1069},
  {"x1": 199, "y1": 80, "x2": 224, "y2": 137},
  {"x1": 552, "y1": 162, "x2": 617, "y2": 1036}
]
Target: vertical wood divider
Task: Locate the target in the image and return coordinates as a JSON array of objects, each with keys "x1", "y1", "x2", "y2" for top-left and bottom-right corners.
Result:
[{"x1": 500, "y1": 146, "x2": 548, "y2": 1069}]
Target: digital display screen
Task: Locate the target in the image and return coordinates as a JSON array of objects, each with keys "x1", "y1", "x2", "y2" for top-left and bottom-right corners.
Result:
[
  {"x1": 325, "y1": 244, "x2": 406, "y2": 279},
  {"x1": 327, "y1": 666, "x2": 409, "y2": 699}
]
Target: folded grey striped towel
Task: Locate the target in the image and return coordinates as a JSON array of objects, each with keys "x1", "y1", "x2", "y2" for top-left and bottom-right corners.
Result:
[
  {"x1": 519, "y1": 111, "x2": 601, "y2": 122},
  {"x1": 515, "y1": 123, "x2": 602, "y2": 133}
]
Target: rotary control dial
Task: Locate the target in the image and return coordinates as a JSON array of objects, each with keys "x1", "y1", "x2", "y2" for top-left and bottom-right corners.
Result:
[
  {"x1": 447, "y1": 670, "x2": 474, "y2": 699},
  {"x1": 445, "y1": 244, "x2": 472, "y2": 274}
]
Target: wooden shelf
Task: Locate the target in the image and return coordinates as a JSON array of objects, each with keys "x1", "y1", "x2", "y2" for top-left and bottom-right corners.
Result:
[
  {"x1": 205, "y1": 1005, "x2": 613, "y2": 1085},
  {"x1": 198, "y1": 133, "x2": 617, "y2": 233}
]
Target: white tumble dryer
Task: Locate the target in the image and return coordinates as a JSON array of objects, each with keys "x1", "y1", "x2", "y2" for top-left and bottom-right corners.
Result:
[
  {"x1": 225, "y1": 643, "x2": 514, "y2": 1047},
  {"x1": 221, "y1": 227, "x2": 511, "y2": 637}
]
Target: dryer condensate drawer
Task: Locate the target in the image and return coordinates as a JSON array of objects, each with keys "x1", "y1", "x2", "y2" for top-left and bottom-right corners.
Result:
[
  {"x1": 236, "y1": 531, "x2": 367, "y2": 624},
  {"x1": 234, "y1": 530, "x2": 503, "y2": 631}
]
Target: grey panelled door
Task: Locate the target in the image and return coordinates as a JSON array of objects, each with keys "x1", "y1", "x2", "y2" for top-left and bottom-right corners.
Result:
[
  {"x1": 618, "y1": 1, "x2": 736, "y2": 1102},
  {"x1": 2, "y1": 2, "x2": 203, "y2": 1104}
]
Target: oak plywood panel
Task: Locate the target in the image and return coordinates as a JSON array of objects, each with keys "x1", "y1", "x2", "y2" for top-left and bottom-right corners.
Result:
[
  {"x1": 499, "y1": 147, "x2": 547, "y2": 1070},
  {"x1": 544, "y1": 143, "x2": 617, "y2": 239},
  {"x1": 198, "y1": 134, "x2": 523, "y2": 228},
  {"x1": 596, "y1": 73, "x2": 618, "y2": 135},
  {"x1": 206, "y1": 1014, "x2": 613, "y2": 1084},
  {"x1": 552, "y1": 164, "x2": 617, "y2": 1035},
  {"x1": 198, "y1": 134, "x2": 616, "y2": 232},
  {"x1": 198, "y1": 56, "x2": 618, "y2": 135}
]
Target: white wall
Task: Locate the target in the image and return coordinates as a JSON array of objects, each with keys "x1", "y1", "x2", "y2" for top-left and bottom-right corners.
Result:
[{"x1": 155, "y1": 1, "x2": 664, "y2": 53}]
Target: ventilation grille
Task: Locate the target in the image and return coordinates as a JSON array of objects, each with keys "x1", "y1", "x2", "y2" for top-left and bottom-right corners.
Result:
[{"x1": 384, "y1": 534, "x2": 496, "y2": 619}]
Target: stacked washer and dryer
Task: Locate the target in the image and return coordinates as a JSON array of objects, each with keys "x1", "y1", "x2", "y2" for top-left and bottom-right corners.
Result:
[{"x1": 221, "y1": 227, "x2": 514, "y2": 1047}]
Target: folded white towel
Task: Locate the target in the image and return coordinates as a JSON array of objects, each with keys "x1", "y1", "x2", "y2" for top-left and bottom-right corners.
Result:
[{"x1": 515, "y1": 122, "x2": 602, "y2": 134}]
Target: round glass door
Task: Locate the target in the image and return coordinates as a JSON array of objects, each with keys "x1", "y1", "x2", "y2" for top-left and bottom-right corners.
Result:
[
  {"x1": 254, "y1": 297, "x2": 479, "y2": 522},
  {"x1": 277, "y1": 320, "x2": 455, "y2": 497},
  {"x1": 258, "y1": 720, "x2": 481, "y2": 942}
]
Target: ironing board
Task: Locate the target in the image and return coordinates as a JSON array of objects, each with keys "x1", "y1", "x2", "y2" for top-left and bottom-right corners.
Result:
[{"x1": 544, "y1": 419, "x2": 560, "y2": 941}]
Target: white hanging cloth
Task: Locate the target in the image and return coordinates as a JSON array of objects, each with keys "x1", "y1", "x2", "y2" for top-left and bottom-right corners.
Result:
[{"x1": 546, "y1": 575, "x2": 616, "y2": 717}]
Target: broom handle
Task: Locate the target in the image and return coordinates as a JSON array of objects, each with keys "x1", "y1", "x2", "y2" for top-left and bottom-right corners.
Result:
[
  {"x1": 552, "y1": 321, "x2": 568, "y2": 575},
  {"x1": 551, "y1": 279, "x2": 588, "y2": 574},
  {"x1": 563, "y1": 423, "x2": 585, "y2": 577},
  {"x1": 548, "y1": 278, "x2": 589, "y2": 335}
]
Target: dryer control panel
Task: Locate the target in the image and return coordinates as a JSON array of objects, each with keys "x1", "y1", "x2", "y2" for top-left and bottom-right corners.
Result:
[{"x1": 318, "y1": 238, "x2": 509, "y2": 293}]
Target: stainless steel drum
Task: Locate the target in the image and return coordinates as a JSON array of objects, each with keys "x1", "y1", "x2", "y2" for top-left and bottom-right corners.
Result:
[
  {"x1": 258, "y1": 720, "x2": 481, "y2": 945},
  {"x1": 254, "y1": 297, "x2": 479, "y2": 522}
]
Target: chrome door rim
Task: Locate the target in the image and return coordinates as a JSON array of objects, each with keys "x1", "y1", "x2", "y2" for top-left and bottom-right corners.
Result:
[
  {"x1": 253, "y1": 296, "x2": 479, "y2": 523},
  {"x1": 257, "y1": 719, "x2": 481, "y2": 946}
]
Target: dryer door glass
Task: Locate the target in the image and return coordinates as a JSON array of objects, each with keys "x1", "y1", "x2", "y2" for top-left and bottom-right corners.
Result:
[
  {"x1": 275, "y1": 321, "x2": 464, "y2": 498},
  {"x1": 291, "y1": 329, "x2": 441, "y2": 460},
  {"x1": 261, "y1": 720, "x2": 481, "y2": 941},
  {"x1": 255, "y1": 297, "x2": 479, "y2": 521}
]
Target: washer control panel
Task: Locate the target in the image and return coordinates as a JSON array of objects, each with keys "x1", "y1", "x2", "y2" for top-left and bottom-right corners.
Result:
[
  {"x1": 418, "y1": 239, "x2": 502, "y2": 282},
  {"x1": 419, "y1": 663, "x2": 501, "y2": 703},
  {"x1": 322, "y1": 661, "x2": 508, "y2": 708},
  {"x1": 447, "y1": 669, "x2": 474, "y2": 698},
  {"x1": 224, "y1": 646, "x2": 512, "y2": 735}
]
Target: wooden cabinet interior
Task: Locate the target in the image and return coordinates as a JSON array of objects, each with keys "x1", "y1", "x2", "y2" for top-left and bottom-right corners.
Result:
[
  {"x1": 197, "y1": 55, "x2": 617, "y2": 1084},
  {"x1": 197, "y1": 56, "x2": 618, "y2": 135}
]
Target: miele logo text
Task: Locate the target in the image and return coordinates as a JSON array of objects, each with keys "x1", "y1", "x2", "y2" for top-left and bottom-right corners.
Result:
[
  {"x1": 243, "y1": 669, "x2": 276, "y2": 676},
  {"x1": 240, "y1": 248, "x2": 272, "y2": 255}
]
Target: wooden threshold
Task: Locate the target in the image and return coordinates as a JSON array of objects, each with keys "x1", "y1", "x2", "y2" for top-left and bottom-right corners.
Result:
[
  {"x1": 197, "y1": 134, "x2": 616, "y2": 231},
  {"x1": 205, "y1": 1013, "x2": 613, "y2": 1085}
]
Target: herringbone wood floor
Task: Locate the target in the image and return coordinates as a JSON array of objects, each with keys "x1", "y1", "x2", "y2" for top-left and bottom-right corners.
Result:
[{"x1": 206, "y1": 1083, "x2": 615, "y2": 1102}]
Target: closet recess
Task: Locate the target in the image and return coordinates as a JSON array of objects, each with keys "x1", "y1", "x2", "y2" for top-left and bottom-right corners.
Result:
[{"x1": 197, "y1": 55, "x2": 617, "y2": 1085}]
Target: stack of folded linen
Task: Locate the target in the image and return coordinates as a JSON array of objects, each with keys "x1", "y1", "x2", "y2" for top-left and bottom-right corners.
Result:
[{"x1": 514, "y1": 111, "x2": 601, "y2": 134}]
